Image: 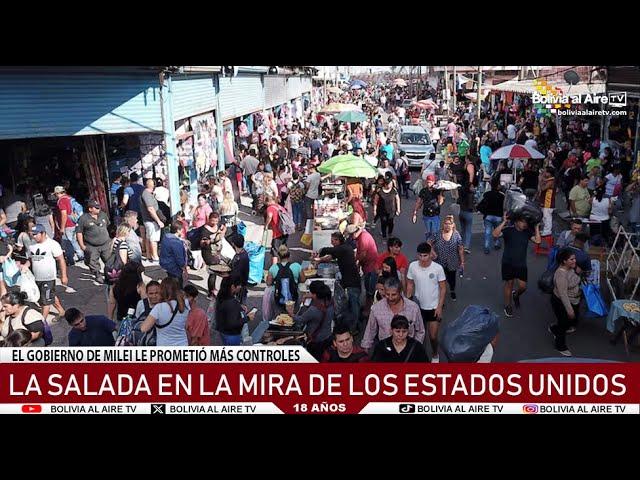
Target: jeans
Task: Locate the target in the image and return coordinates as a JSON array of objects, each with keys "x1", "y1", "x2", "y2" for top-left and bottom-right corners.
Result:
[
  {"x1": 65, "y1": 226, "x2": 84, "y2": 260},
  {"x1": 459, "y1": 210, "x2": 474, "y2": 250},
  {"x1": 423, "y1": 215, "x2": 441, "y2": 242},
  {"x1": 221, "y1": 333, "x2": 242, "y2": 346},
  {"x1": 379, "y1": 214, "x2": 394, "y2": 236},
  {"x1": 550, "y1": 293, "x2": 579, "y2": 351},
  {"x1": 345, "y1": 287, "x2": 361, "y2": 331},
  {"x1": 444, "y1": 267, "x2": 457, "y2": 292},
  {"x1": 292, "y1": 201, "x2": 304, "y2": 226},
  {"x1": 484, "y1": 215, "x2": 503, "y2": 250}
]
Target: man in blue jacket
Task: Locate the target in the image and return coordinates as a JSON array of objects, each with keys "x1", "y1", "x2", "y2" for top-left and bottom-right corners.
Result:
[{"x1": 160, "y1": 221, "x2": 187, "y2": 288}]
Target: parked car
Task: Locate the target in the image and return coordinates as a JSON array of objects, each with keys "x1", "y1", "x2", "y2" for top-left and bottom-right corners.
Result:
[{"x1": 396, "y1": 125, "x2": 434, "y2": 168}]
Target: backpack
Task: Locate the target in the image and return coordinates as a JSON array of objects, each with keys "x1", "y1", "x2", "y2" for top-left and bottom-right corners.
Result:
[
  {"x1": 138, "y1": 305, "x2": 179, "y2": 346},
  {"x1": 276, "y1": 206, "x2": 296, "y2": 236},
  {"x1": 68, "y1": 197, "x2": 84, "y2": 224},
  {"x1": 273, "y1": 262, "x2": 298, "y2": 305},
  {"x1": 104, "y1": 241, "x2": 126, "y2": 285},
  {"x1": 131, "y1": 299, "x2": 153, "y2": 345},
  {"x1": 19, "y1": 306, "x2": 53, "y2": 346},
  {"x1": 397, "y1": 158, "x2": 409, "y2": 177},
  {"x1": 289, "y1": 181, "x2": 305, "y2": 203}
]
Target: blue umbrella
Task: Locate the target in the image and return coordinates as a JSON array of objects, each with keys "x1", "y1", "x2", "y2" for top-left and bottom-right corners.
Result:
[{"x1": 350, "y1": 79, "x2": 367, "y2": 87}]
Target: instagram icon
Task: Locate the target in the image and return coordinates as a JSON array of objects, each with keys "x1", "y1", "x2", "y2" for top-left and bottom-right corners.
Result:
[{"x1": 522, "y1": 404, "x2": 539, "y2": 414}]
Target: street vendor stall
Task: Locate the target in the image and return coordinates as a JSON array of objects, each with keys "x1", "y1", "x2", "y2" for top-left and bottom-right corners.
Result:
[{"x1": 312, "y1": 154, "x2": 378, "y2": 250}]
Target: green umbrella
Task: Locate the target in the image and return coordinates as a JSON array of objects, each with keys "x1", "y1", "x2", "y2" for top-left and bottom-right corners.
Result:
[
  {"x1": 318, "y1": 154, "x2": 379, "y2": 178},
  {"x1": 334, "y1": 111, "x2": 368, "y2": 123}
]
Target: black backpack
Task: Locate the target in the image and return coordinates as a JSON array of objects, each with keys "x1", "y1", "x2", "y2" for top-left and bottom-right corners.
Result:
[{"x1": 273, "y1": 262, "x2": 298, "y2": 305}]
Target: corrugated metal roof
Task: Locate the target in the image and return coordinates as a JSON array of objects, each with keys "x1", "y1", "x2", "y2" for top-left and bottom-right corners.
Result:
[{"x1": 0, "y1": 72, "x2": 163, "y2": 139}]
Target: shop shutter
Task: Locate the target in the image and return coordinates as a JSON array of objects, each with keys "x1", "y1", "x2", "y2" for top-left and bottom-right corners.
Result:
[
  {"x1": 171, "y1": 75, "x2": 218, "y2": 121},
  {"x1": 219, "y1": 75, "x2": 264, "y2": 121},
  {"x1": 287, "y1": 76, "x2": 301, "y2": 100},
  {"x1": 264, "y1": 76, "x2": 288, "y2": 109},
  {"x1": 0, "y1": 72, "x2": 163, "y2": 139},
  {"x1": 301, "y1": 77, "x2": 312, "y2": 94}
]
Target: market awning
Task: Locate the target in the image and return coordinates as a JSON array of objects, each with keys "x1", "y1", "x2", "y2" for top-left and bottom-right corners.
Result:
[
  {"x1": 489, "y1": 76, "x2": 606, "y2": 95},
  {"x1": 464, "y1": 90, "x2": 491, "y2": 101}
]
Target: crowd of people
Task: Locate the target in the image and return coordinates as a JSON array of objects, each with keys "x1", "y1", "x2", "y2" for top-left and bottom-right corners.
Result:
[{"x1": 0, "y1": 78, "x2": 636, "y2": 362}]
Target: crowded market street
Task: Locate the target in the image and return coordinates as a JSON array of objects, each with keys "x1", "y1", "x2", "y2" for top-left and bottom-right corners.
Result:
[{"x1": 1, "y1": 65, "x2": 638, "y2": 363}]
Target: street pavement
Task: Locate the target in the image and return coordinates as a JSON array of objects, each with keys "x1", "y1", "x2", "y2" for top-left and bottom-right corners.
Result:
[{"x1": 46, "y1": 177, "x2": 638, "y2": 361}]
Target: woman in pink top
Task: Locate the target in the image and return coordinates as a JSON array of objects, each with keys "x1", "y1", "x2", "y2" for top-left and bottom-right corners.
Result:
[{"x1": 192, "y1": 194, "x2": 212, "y2": 229}]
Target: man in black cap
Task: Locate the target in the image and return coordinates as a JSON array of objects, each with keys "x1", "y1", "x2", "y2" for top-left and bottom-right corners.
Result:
[{"x1": 75, "y1": 200, "x2": 111, "y2": 284}]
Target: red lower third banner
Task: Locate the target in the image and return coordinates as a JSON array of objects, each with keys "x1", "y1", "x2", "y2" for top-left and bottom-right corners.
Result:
[{"x1": 1, "y1": 360, "x2": 639, "y2": 414}]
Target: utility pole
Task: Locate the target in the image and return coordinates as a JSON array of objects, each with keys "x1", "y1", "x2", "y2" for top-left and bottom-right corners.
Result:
[
  {"x1": 323, "y1": 67, "x2": 327, "y2": 105},
  {"x1": 453, "y1": 66, "x2": 457, "y2": 114},
  {"x1": 519, "y1": 66, "x2": 526, "y2": 81},
  {"x1": 444, "y1": 66, "x2": 449, "y2": 114},
  {"x1": 476, "y1": 66, "x2": 483, "y2": 124}
]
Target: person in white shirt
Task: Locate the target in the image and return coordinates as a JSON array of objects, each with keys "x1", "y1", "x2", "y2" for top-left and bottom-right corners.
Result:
[
  {"x1": 397, "y1": 106, "x2": 406, "y2": 125},
  {"x1": 406, "y1": 242, "x2": 446, "y2": 362},
  {"x1": 506, "y1": 123, "x2": 517, "y2": 142},
  {"x1": 27, "y1": 224, "x2": 67, "y2": 322},
  {"x1": 524, "y1": 133, "x2": 538, "y2": 151}
]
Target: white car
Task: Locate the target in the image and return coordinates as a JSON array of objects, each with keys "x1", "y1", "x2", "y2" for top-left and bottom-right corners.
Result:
[{"x1": 397, "y1": 125, "x2": 435, "y2": 167}]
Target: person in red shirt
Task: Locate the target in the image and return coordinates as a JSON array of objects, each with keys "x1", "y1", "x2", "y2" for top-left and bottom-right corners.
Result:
[
  {"x1": 264, "y1": 195, "x2": 288, "y2": 266},
  {"x1": 376, "y1": 237, "x2": 409, "y2": 293},
  {"x1": 346, "y1": 224, "x2": 379, "y2": 304},
  {"x1": 54, "y1": 186, "x2": 84, "y2": 262},
  {"x1": 183, "y1": 285, "x2": 210, "y2": 346}
]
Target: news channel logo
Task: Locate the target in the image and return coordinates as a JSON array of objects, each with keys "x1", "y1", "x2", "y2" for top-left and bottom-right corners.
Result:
[
  {"x1": 522, "y1": 404, "x2": 539, "y2": 414},
  {"x1": 399, "y1": 404, "x2": 416, "y2": 413}
]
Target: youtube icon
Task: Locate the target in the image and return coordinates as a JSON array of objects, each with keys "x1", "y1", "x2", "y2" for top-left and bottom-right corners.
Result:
[{"x1": 21, "y1": 405, "x2": 42, "y2": 413}]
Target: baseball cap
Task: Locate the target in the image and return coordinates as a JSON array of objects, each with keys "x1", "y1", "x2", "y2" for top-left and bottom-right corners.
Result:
[
  {"x1": 426, "y1": 174, "x2": 436, "y2": 182},
  {"x1": 87, "y1": 200, "x2": 101, "y2": 209},
  {"x1": 31, "y1": 224, "x2": 46, "y2": 235},
  {"x1": 54, "y1": 186, "x2": 65, "y2": 194}
]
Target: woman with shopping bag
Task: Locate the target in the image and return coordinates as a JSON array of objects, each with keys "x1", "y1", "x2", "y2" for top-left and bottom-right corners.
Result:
[{"x1": 548, "y1": 249, "x2": 581, "y2": 357}]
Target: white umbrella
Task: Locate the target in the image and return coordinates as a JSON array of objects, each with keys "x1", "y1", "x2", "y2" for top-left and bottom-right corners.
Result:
[
  {"x1": 489, "y1": 144, "x2": 544, "y2": 160},
  {"x1": 489, "y1": 144, "x2": 544, "y2": 185}
]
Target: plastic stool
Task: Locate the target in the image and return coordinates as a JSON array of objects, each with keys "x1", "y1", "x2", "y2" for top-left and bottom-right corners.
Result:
[{"x1": 534, "y1": 235, "x2": 554, "y2": 256}]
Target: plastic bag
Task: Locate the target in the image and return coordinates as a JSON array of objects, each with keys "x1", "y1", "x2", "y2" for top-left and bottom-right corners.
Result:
[
  {"x1": 17, "y1": 269, "x2": 39, "y2": 303},
  {"x1": 581, "y1": 281, "x2": 608, "y2": 317},
  {"x1": 262, "y1": 285, "x2": 275, "y2": 323},
  {"x1": 300, "y1": 219, "x2": 313, "y2": 248},
  {"x1": 441, "y1": 305, "x2": 499, "y2": 363},
  {"x1": 538, "y1": 268, "x2": 555, "y2": 294},
  {"x1": 332, "y1": 282, "x2": 350, "y2": 327},
  {"x1": 2, "y1": 258, "x2": 21, "y2": 287},
  {"x1": 505, "y1": 190, "x2": 543, "y2": 226},
  {"x1": 504, "y1": 189, "x2": 526, "y2": 215},
  {"x1": 245, "y1": 241, "x2": 265, "y2": 286}
]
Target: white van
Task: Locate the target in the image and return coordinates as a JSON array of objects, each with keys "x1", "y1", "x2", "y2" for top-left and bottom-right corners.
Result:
[{"x1": 397, "y1": 125, "x2": 435, "y2": 167}]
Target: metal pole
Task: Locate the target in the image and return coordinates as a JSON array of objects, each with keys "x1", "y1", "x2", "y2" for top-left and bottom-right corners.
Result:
[
  {"x1": 323, "y1": 67, "x2": 327, "y2": 105},
  {"x1": 453, "y1": 66, "x2": 457, "y2": 114},
  {"x1": 444, "y1": 66, "x2": 449, "y2": 114},
  {"x1": 476, "y1": 66, "x2": 483, "y2": 124}
]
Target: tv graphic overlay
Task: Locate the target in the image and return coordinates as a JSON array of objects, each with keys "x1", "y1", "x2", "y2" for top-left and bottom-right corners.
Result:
[{"x1": 1, "y1": 347, "x2": 639, "y2": 414}]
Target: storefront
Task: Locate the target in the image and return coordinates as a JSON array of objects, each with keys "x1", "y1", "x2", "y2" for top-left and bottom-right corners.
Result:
[
  {"x1": 0, "y1": 67, "x2": 164, "y2": 214},
  {"x1": 170, "y1": 74, "x2": 221, "y2": 199}
]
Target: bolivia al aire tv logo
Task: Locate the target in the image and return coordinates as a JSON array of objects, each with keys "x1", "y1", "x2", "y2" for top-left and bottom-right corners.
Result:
[{"x1": 532, "y1": 77, "x2": 626, "y2": 118}]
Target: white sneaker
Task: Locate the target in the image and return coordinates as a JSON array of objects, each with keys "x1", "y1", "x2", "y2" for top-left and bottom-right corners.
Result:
[{"x1": 431, "y1": 355, "x2": 440, "y2": 363}]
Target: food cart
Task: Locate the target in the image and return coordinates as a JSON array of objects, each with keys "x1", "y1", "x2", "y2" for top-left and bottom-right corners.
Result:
[{"x1": 312, "y1": 183, "x2": 349, "y2": 251}]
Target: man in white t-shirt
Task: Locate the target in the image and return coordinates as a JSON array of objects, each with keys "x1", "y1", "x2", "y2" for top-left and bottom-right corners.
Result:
[
  {"x1": 406, "y1": 242, "x2": 446, "y2": 362},
  {"x1": 397, "y1": 106, "x2": 406, "y2": 125},
  {"x1": 27, "y1": 224, "x2": 67, "y2": 322}
]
